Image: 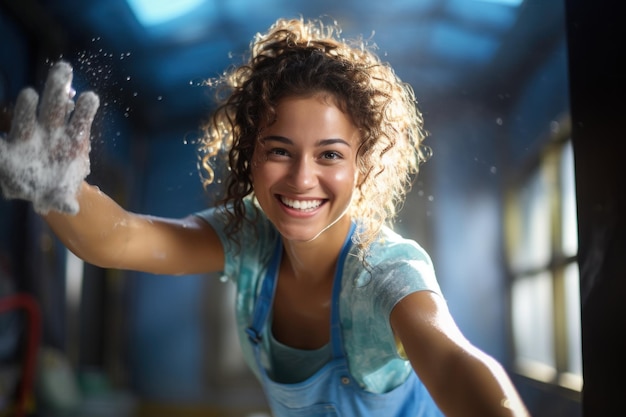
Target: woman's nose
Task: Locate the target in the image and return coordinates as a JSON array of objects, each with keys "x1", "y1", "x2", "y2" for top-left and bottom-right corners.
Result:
[{"x1": 288, "y1": 157, "x2": 317, "y2": 189}]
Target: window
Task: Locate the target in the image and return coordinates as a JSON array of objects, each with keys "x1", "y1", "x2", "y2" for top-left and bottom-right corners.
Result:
[{"x1": 505, "y1": 119, "x2": 582, "y2": 392}]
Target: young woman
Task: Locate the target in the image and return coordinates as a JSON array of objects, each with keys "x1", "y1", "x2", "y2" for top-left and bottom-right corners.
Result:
[{"x1": 0, "y1": 17, "x2": 529, "y2": 417}]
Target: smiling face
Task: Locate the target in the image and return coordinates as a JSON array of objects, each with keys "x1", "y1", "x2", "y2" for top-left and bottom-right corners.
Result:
[{"x1": 250, "y1": 94, "x2": 360, "y2": 244}]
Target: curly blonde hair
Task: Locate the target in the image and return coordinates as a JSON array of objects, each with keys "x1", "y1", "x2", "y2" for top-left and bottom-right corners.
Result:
[{"x1": 199, "y1": 17, "x2": 429, "y2": 253}]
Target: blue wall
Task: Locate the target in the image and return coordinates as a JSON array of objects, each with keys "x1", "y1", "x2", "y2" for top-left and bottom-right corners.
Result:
[
  {"x1": 0, "y1": 11, "x2": 29, "y2": 266},
  {"x1": 123, "y1": 130, "x2": 213, "y2": 400},
  {"x1": 428, "y1": 107, "x2": 509, "y2": 362}
]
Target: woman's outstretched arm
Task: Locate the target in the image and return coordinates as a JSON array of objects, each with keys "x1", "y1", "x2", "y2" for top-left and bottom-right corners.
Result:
[
  {"x1": 391, "y1": 291, "x2": 530, "y2": 417},
  {"x1": 44, "y1": 181, "x2": 224, "y2": 275},
  {"x1": 0, "y1": 61, "x2": 224, "y2": 275}
]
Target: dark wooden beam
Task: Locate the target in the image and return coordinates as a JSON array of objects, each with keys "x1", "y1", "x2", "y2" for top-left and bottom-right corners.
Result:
[{"x1": 565, "y1": 1, "x2": 626, "y2": 415}]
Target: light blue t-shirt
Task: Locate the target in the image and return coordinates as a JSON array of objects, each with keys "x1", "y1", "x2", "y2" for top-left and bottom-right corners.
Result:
[{"x1": 196, "y1": 199, "x2": 442, "y2": 394}]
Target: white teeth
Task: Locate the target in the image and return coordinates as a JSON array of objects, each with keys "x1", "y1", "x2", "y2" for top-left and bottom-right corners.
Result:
[{"x1": 280, "y1": 196, "x2": 322, "y2": 210}]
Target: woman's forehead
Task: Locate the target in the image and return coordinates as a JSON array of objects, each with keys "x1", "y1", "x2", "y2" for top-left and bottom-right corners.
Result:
[{"x1": 262, "y1": 96, "x2": 357, "y2": 140}]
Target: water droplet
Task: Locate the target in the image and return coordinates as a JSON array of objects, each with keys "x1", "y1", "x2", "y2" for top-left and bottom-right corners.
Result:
[{"x1": 550, "y1": 120, "x2": 560, "y2": 133}]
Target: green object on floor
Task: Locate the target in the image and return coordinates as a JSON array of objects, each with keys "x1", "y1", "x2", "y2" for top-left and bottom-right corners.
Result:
[{"x1": 36, "y1": 347, "x2": 81, "y2": 415}]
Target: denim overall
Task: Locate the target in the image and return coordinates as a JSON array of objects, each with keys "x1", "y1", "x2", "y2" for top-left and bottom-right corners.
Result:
[{"x1": 245, "y1": 223, "x2": 444, "y2": 417}]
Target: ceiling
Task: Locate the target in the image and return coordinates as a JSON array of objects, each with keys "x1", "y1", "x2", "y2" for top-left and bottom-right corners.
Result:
[{"x1": 4, "y1": 0, "x2": 566, "y2": 133}]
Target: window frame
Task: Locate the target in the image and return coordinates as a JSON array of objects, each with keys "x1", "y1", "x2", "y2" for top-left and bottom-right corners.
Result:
[{"x1": 504, "y1": 115, "x2": 582, "y2": 393}]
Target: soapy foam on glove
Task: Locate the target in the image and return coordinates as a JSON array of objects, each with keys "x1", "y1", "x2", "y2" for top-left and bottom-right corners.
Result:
[
  {"x1": 0, "y1": 62, "x2": 100, "y2": 215},
  {"x1": 0, "y1": 125, "x2": 89, "y2": 214}
]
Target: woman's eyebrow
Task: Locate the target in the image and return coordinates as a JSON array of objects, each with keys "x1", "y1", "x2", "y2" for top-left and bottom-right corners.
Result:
[
  {"x1": 259, "y1": 135, "x2": 350, "y2": 147},
  {"x1": 259, "y1": 135, "x2": 292, "y2": 145},
  {"x1": 316, "y1": 138, "x2": 351, "y2": 147}
]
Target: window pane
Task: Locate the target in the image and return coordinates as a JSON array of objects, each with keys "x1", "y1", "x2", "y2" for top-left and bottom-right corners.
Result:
[
  {"x1": 511, "y1": 169, "x2": 551, "y2": 271},
  {"x1": 564, "y1": 262, "x2": 582, "y2": 375},
  {"x1": 512, "y1": 272, "x2": 555, "y2": 367},
  {"x1": 560, "y1": 141, "x2": 578, "y2": 257}
]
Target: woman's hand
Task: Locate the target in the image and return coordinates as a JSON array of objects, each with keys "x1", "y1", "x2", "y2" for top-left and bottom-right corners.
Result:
[{"x1": 0, "y1": 61, "x2": 99, "y2": 215}]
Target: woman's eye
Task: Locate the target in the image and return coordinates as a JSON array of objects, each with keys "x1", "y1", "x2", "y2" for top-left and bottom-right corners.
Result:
[
  {"x1": 269, "y1": 148, "x2": 289, "y2": 157},
  {"x1": 321, "y1": 151, "x2": 342, "y2": 160}
]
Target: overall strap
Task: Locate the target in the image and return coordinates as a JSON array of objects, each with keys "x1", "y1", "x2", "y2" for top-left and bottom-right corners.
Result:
[
  {"x1": 246, "y1": 238, "x2": 283, "y2": 345},
  {"x1": 330, "y1": 222, "x2": 356, "y2": 359}
]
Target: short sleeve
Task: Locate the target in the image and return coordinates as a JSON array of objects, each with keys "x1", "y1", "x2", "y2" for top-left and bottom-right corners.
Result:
[
  {"x1": 372, "y1": 257, "x2": 441, "y2": 323},
  {"x1": 340, "y1": 226, "x2": 442, "y2": 393},
  {"x1": 194, "y1": 200, "x2": 279, "y2": 283}
]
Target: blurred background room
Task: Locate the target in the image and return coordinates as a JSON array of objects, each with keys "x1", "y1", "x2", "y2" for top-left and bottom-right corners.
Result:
[{"x1": 1, "y1": 0, "x2": 623, "y2": 416}]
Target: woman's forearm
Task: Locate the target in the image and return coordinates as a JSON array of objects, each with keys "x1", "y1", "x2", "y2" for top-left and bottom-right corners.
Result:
[
  {"x1": 43, "y1": 181, "x2": 136, "y2": 267},
  {"x1": 439, "y1": 348, "x2": 530, "y2": 417}
]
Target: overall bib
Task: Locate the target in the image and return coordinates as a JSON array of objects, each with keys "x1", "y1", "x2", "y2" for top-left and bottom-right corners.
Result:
[{"x1": 245, "y1": 223, "x2": 444, "y2": 417}]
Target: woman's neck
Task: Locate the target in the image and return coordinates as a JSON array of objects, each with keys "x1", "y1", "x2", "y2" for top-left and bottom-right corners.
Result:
[{"x1": 280, "y1": 218, "x2": 352, "y2": 286}]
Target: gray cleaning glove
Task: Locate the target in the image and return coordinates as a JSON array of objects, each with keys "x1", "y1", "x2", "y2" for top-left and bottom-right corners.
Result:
[{"x1": 0, "y1": 61, "x2": 100, "y2": 214}]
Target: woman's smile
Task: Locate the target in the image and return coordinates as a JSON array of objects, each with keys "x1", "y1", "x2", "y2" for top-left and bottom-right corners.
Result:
[{"x1": 278, "y1": 195, "x2": 325, "y2": 212}]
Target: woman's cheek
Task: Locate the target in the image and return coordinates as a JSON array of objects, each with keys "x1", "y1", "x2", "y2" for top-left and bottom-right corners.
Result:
[{"x1": 332, "y1": 167, "x2": 358, "y2": 187}]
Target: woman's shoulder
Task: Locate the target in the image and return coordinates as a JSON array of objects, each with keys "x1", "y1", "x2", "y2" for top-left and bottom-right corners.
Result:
[
  {"x1": 196, "y1": 198, "x2": 273, "y2": 240},
  {"x1": 195, "y1": 198, "x2": 279, "y2": 272},
  {"x1": 365, "y1": 225, "x2": 433, "y2": 267},
  {"x1": 345, "y1": 224, "x2": 440, "y2": 296}
]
